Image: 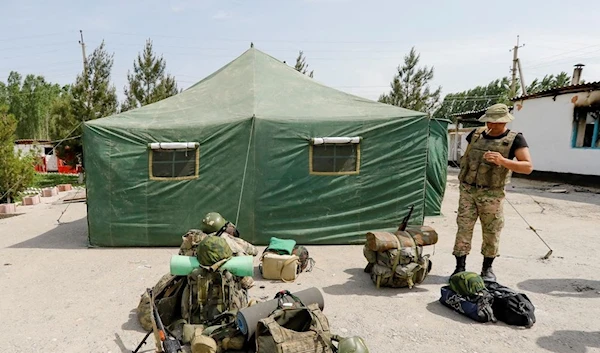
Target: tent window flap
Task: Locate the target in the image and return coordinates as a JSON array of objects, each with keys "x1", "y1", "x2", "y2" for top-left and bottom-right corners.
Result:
[{"x1": 309, "y1": 137, "x2": 360, "y2": 175}]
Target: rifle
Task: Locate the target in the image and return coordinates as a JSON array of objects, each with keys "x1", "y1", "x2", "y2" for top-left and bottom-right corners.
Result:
[
  {"x1": 133, "y1": 288, "x2": 183, "y2": 353},
  {"x1": 396, "y1": 204, "x2": 415, "y2": 232}
]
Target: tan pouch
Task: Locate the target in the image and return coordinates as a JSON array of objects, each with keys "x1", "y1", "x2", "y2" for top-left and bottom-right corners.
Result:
[
  {"x1": 191, "y1": 331, "x2": 217, "y2": 353},
  {"x1": 261, "y1": 253, "x2": 299, "y2": 282}
]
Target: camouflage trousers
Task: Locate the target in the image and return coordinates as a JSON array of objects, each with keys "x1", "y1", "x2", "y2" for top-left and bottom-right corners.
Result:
[{"x1": 453, "y1": 182, "x2": 505, "y2": 258}]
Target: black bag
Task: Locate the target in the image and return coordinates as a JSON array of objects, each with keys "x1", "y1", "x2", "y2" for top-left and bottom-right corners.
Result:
[{"x1": 485, "y1": 281, "x2": 536, "y2": 328}]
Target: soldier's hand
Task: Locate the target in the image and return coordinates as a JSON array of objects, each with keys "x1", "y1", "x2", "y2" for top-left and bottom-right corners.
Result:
[{"x1": 484, "y1": 151, "x2": 505, "y2": 166}]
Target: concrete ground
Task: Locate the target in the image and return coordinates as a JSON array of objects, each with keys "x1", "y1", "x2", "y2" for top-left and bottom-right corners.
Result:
[{"x1": 1, "y1": 168, "x2": 600, "y2": 353}]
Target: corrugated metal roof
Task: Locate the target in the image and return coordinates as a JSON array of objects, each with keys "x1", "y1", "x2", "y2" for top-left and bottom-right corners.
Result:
[
  {"x1": 450, "y1": 105, "x2": 514, "y2": 118},
  {"x1": 511, "y1": 81, "x2": 600, "y2": 101},
  {"x1": 14, "y1": 139, "x2": 52, "y2": 144}
]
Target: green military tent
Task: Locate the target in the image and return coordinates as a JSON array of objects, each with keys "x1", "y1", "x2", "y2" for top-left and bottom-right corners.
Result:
[
  {"x1": 425, "y1": 118, "x2": 451, "y2": 216},
  {"x1": 83, "y1": 47, "x2": 448, "y2": 247}
]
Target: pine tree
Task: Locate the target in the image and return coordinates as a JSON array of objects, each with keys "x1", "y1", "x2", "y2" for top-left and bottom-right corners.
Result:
[
  {"x1": 378, "y1": 47, "x2": 441, "y2": 114},
  {"x1": 56, "y1": 41, "x2": 118, "y2": 167},
  {"x1": 121, "y1": 39, "x2": 179, "y2": 112},
  {"x1": 294, "y1": 50, "x2": 314, "y2": 78}
]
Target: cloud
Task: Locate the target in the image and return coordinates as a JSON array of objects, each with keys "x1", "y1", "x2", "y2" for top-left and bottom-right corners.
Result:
[{"x1": 212, "y1": 10, "x2": 232, "y2": 20}]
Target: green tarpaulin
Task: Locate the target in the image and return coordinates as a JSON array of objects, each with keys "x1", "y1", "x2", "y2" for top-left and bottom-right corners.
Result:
[
  {"x1": 83, "y1": 48, "x2": 448, "y2": 247},
  {"x1": 425, "y1": 118, "x2": 451, "y2": 216}
]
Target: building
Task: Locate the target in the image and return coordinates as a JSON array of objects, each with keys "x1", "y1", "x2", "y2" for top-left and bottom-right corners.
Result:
[
  {"x1": 82, "y1": 47, "x2": 450, "y2": 247},
  {"x1": 510, "y1": 64, "x2": 600, "y2": 184},
  {"x1": 13, "y1": 139, "x2": 80, "y2": 174},
  {"x1": 447, "y1": 109, "x2": 486, "y2": 166}
]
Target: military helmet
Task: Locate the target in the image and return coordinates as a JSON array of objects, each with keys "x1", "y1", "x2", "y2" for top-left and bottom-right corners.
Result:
[
  {"x1": 201, "y1": 212, "x2": 228, "y2": 233},
  {"x1": 336, "y1": 336, "x2": 370, "y2": 353}
]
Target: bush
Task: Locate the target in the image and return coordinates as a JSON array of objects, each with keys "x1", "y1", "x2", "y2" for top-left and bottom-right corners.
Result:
[{"x1": 0, "y1": 106, "x2": 35, "y2": 204}]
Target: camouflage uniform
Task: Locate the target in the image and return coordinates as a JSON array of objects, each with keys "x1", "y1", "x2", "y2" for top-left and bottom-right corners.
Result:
[
  {"x1": 453, "y1": 183, "x2": 505, "y2": 257},
  {"x1": 452, "y1": 103, "x2": 523, "y2": 282}
]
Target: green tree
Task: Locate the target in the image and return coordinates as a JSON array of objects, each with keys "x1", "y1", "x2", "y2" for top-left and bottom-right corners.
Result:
[
  {"x1": 18, "y1": 75, "x2": 61, "y2": 140},
  {"x1": 378, "y1": 47, "x2": 441, "y2": 114},
  {"x1": 294, "y1": 50, "x2": 314, "y2": 78},
  {"x1": 121, "y1": 39, "x2": 179, "y2": 112},
  {"x1": 433, "y1": 77, "x2": 513, "y2": 120},
  {"x1": 56, "y1": 41, "x2": 118, "y2": 167},
  {"x1": 433, "y1": 71, "x2": 576, "y2": 121},
  {"x1": 0, "y1": 82, "x2": 7, "y2": 107},
  {"x1": 0, "y1": 105, "x2": 35, "y2": 204},
  {"x1": 3, "y1": 72, "x2": 61, "y2": 140},
  {"x1": 48, "y1": 85, "x2": 76, "y2": 141},
  {"x1": 527, "y1": 72, "x2": 571, "y2": 94}
]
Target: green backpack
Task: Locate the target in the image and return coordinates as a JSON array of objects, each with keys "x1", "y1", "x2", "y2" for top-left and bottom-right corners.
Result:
[
  {"x1": 449, "y1": 271, "x2": 487, "y2": 297},
  {"x1": 197, "y1": 235, "x2": 233, "y2": 266}
]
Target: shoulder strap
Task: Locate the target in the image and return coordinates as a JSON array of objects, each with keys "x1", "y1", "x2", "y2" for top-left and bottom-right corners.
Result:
[{"x1": 463, "y1": 126, "x2": 486, "y2": 157}]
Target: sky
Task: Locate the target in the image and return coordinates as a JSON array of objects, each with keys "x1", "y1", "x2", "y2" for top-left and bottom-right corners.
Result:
[{"x1": 2, "y1": 0, "x2": 600, "y2": 105}]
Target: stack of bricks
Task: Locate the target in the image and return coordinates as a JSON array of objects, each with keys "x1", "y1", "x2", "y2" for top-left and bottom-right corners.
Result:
[
  {"x1": 22, "y1": 194, "x2": 41, "y2": 206},
  {"x1": 42, "y1": 187, "x2": 59, "y2": 198},
  {"x1": 57, "y1": 184, "x2": 73, "y2": 192},
  {"x1": 0, "y1": 203, "x2": 16, "y2": 214}
]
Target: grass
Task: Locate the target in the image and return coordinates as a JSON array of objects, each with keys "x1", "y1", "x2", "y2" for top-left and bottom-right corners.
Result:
[{"x1": 30, "y1": 173, "x2": 83, "y2": 189}]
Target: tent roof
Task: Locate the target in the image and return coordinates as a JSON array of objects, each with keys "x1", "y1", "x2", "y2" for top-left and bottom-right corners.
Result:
[{"x1": 87, "y1": 48, "x2": 425, "y2": 129}]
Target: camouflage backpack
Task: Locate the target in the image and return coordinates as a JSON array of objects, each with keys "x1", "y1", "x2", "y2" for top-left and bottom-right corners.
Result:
[
  {"x1": 255, "y1": 302, "x2": 334, "y2": 353},
  {"x1": 136, "y1": 273, "x2": 187, "y2": 331},
  {"x1": 181, "y1": 266, "x2": 249, "y2": 325},
  {"x1": 363, "y1": 235, "x2": 432, "y2": 289}
]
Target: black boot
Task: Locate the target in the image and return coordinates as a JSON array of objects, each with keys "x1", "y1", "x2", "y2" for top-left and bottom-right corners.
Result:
[
  {"x1": 451, "y1": 255, "x2": 466, "y2": 277},
  {"x1": 481, "y1": 257, "x2": 496, "y2": 282}
]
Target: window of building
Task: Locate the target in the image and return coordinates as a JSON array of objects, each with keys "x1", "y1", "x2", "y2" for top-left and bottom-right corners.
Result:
[
  {"x1": 148, "y1": 142, "x2": 199, "y2": 180},
  {"x1": 572, "y1": 108, "x2": 600, "y2": 149},
  {"x1": 309, "y1": 137, "x2": 361, "y2": 175}
]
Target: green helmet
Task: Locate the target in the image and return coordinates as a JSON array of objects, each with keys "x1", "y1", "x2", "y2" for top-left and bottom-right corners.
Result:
[
  {"x1": 201, "y1": 212, "x2": 228, "y2": 233},
  {"x1": 336, "y1": 336, "x2": 369, "y2": 353}
]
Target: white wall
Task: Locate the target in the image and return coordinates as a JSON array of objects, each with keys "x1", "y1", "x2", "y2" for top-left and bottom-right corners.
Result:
[
  {"x1": 14, "y1": 144, "x2": 45, "y2": 157},
  {"x1": 510, "y1": 91, "x2": 600, "y2": 176}
]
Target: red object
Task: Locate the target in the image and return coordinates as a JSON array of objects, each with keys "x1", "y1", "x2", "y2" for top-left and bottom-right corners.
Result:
[
  {"x1": 57, "y1": 159, "x2": 79, "y2": 174},
  {"x1": 34, "y1": 157, "x2": 47, "y2": 173}
]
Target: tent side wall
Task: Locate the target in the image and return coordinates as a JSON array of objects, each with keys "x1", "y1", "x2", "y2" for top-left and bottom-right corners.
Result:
[
  {"x1": 83, "y1": 119, "x2": 256, "y2": 247},
  {"x1": 424, "y1": 118, "x2": 450, "y2": 216},
  {"x1": 251, "y1": 115, "x2": 429, "y2": 245}
]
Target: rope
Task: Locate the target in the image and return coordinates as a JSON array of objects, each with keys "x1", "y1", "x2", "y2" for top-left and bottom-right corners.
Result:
[
  {"x1": 57, "y1": 186, "x2": 84, "y2": 224},
  {"x1": 504, "y1": 196, "x2": 553, "y2": 251},
  {"x1": 235, "y1": 117, "x2": 255, "y2": 225}
]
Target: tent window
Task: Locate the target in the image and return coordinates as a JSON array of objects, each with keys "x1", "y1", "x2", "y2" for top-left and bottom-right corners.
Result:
[
  {"x1": 309, "y1": 137, "x2": 360, "y2": 175},
  {"x1": 148, "y1": 143, "x2": 199, "y2": 180}
]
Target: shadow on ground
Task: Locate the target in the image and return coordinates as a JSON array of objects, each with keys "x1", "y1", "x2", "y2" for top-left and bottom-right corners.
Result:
[
  {"x1": 425, "y1": 300, "x2": 479, "y2": 325},
  {"x1": 8, "y1": 216, "x2": 88, "y2": 249},
  {"x1": 517, "y1": 279, "x2": 600, "y2": 298},
  {"x1": 537, "y1": 330, "x2": 600, "y2": 353},
  {"x1": 321, "y1": 267, "x2": 429, "y2": 297},
  {"x1": 122, "y1": 308, "x2": 147, "y2": 333}
]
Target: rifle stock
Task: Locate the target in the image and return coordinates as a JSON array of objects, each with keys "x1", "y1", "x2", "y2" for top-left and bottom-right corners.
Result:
[
  {"x1": 397, "y1": 204, "x2": 415, "y2": 232},
  {"x1": 148, "y1": 288, "x2": 183, "y2": 353}
]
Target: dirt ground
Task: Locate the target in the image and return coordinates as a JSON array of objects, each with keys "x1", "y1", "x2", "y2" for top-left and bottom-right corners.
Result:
[{"x1": 1, "y1": 168, "x2": 600, "y2": 353}]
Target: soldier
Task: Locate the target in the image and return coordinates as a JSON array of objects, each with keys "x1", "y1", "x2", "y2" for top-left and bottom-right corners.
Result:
[{"x1": 451, "y1": 103, "x2": 533, "y2": 282}]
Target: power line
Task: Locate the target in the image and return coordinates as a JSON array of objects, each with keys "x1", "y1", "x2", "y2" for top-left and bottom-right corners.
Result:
[{"x1": 0, "y1": 31, "x2": 76, "y2": 43}]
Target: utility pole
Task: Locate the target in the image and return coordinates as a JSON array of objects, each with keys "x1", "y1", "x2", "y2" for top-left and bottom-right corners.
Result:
[
  {"x1": 509, "y1": 35, "x2": 525, "y2": 98},
  {"x1": 78, "y1": 30, "x2": 88, "y2": 72}
]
